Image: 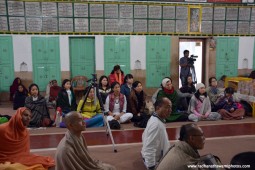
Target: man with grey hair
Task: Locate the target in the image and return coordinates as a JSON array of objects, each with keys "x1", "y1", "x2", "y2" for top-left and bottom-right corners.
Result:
[
  {"x1": 141, "y1": 97, "x2": 172, "y2": 170},
  {"x1": 55, "y1": 111, "x2": 116, "y2": 170},
  {"x1": 156, "y1": 123, "x2": 205, "y2": 170}
]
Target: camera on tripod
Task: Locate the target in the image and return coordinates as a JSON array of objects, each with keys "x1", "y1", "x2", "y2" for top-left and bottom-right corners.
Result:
[
  {"x1": 187, "y1": 55, "x2": 198, "y2": 65},
  {"x1": 87, "y1": 74, "x2": 97, "y2": 84}
]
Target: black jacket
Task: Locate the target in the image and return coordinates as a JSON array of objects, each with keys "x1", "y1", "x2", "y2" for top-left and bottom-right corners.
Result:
[{"x1": 56, "y1": 89, "x2": 77, "y2": 113}]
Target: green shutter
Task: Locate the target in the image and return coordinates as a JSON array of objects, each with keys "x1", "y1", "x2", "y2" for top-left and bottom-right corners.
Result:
[
  {"x1": 104, "y1": 36, "x2": 130, "y2": 75},
  {"x1": 146, "y1": 36, "x2": 171, "y2": 87},
  {"x1": 69, "y1": 37, "x2": 95, "y2": 78},
  {"x1": 32, "y1": 37, "x2": 61, "y2": 91},
  {"x1": 216, "y1": 37, "x2": 239, "y2": 79},
  {"x1": 0, "y1": 36, "x2": 14, "y2": 92}
]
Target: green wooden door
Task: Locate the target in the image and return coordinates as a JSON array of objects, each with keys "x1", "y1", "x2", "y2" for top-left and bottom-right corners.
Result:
[
  {"x1": 104, "y1": 36, "x2": 130, "y2": 75},
  {"x1": 32, "y1": 37, "x2": 61, "y2": 91},
  {"x1": 0, "y1": 36, "x2": 14, "y2": 92},
  {"x1": 146, "y1": 36, "x2": 171, "y2": 87},
  {"x1": 69, "y1": 37, "x2": 95, "y2": 78},
  {"x1": 216, "y1": 37, "x2": 239, "y2": 79}
]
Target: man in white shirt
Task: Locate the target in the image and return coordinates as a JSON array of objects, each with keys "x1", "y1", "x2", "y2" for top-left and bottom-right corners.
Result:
[{"x1": 141, "y1": 97, "x2": 172, "y2": 170}]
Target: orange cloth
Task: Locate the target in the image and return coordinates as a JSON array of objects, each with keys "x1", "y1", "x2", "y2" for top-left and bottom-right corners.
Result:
[
  {"x1": 0, "y1": 107, "x2": 55, "y2": 169},
  {"x1": 0, "y1": 162, "x2": 45, "y2": 170}
]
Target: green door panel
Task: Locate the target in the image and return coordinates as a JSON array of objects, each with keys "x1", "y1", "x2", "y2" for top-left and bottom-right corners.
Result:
[
  {"x1": 32, "y1": 37, "x2": 61, "y2": 91},
  {"x1": 0, "y1": 36, "x2": 14, "y2": 92},
  {"x1": 34, "y1": 64, "x2": 60, "y2": 91},
  {"x1": 146, "y1": 36, "x2": 158, "y2": 62},
  {"x1": 158, "y1": 37, "x2": 171, "y2": 61},
  {"x1": 104, "y1": 37, "x2": 117, "y2": 61},
  {"x1": 0, "y1": 65, "x2": 14, "y2": 91},
  {"x1": 71, "y1": 63, "x2": 94, "y2": 78},
  {"x1": 146, "y1": 36, "x2": 171, "y2": 87},
  {"x1": 32, "y1": 38, "x2": 47, "y2": 63},
  {"x1": 216, "y1": 37, "x2": 239, "y2": 79},
  {"x1": 46, "y1": 37, "x2": 60, "y2": 63},
  {"x1": 146, "y1": 63, "x2": 169, "y2": 88},
  {"x1": 104, "y1": 36, "x2": 130, "y2": 75},
  {"x1": 69, "y1": 37, "x2": 95, "y2": 78},
  {"x1": 32, "y1": 37, "x2": 59, "y2": 63},
  {"x1": 227, "y1": 38, "x2": 239, "y2": 61},
  {"x1": 216, "y1": 38, "x2": 228, "y2": 62},
  {"x1": 0, "y1": 37, "x2": 14, "y2": 65}
]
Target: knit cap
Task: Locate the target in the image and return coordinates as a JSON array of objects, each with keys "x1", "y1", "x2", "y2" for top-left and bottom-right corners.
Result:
[
  {"x1": 161, "y1": 78, "x2": 170, "y2": 88},
  {"x1": 196, "y1": 83, "x2": 205, "y2": 91}
]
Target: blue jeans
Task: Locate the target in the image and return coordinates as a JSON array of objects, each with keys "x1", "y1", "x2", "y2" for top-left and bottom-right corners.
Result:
[
  {"x1": 85, "y1": 114, "x2": 104, "y2": 128},
  {"x1": 180, "y1": 75, "x2": 187, "y2": 86}
]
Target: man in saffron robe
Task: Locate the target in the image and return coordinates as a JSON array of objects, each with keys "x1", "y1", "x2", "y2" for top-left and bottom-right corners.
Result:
[
  {"x1": 0, "y1": 107, "x2": 55, "y2": 170},
  {"x1": 55, "y1": 111, "x2": 116, "y2": 170}
]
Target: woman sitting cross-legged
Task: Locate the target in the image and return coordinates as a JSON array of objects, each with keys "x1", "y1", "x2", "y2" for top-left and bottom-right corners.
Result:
[
  {"x1": 188, "y1": 83, "x2": 222, "y2": 122},
  {"x1": 0, "y1": 107, "x2": 55, "y2": 169},
  {"x1": 56, "y1": 79, "x2": 77, "y2": 116},
  {"x1": 105, "y1": 82, "x2": 133, "y2": 124},
  {"x1": 98, "y1": 75, "x2": 111, "y2": 104},
  {"x1": 127, "y1": 81, "x2": 150, "y2": 128},
  {"x1": 156, "y1": 77, "x2": 188, "y2": 122},
  {"x1": 206, "y1": 77, "x2": 223, "y2": 111},
  {"x1": 13, "y1": 84, "x2": 28, "y2": 110},
  {"x1": 25, "y1": 83, "x2": 52, "y2": 127},
  {"x1": 77, "y1": 86, "x2": 104, "y2": 128},
  {"x1": 215, "y1": 87, "x2": 245, "y2": 120}
]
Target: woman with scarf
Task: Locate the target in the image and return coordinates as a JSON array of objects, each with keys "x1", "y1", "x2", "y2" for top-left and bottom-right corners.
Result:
[
  {"x1": 10, "y1": 77, "x2": 27, "y2": 101},
  {"x1": 156, "y1": 77, "x2": 188, "y2": 122},
  {"x1": 13, "y1": 84, "x2": 28, "y2": 110},
  {"x1": 188, "y1": 83, "x2": 221, "y2": 122},
  {"x1": 108, "y1": 65, "x2": 125, "y2": 86},
  {"x1": 25, "y1": 83, "x2": 52, "y2": 127},
  {"x1": 105, "y1": 82, "x2": 133, "y2": 124},
  {"x1": 0, "y1": 107, "x2": 55, "y2": 169},
  {"x1": 206, "y1": 77, "x2": 223, "y2": 111}
]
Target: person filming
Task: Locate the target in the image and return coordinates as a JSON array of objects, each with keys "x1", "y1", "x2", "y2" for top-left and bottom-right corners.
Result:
[{"x1": 179, "y1": 50, "x2": 192, "y2": 86}]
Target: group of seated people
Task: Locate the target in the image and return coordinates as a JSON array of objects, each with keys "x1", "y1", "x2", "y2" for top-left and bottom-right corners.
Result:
[
  {"x1": 1, "y1": 106, "x2": 254, "y2": 170},
  {"x1": 7, "y1": 64, "x2": 250, "y2": 128}
]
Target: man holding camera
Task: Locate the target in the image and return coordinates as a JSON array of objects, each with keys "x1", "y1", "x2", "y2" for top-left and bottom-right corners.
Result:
[{"x1": 179, "y1": 50, "x2": 191, "y2": 86}]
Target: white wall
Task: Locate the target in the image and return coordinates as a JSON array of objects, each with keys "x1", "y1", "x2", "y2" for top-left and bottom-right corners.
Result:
[
  {"x1": 130, "y1": 36, "x2": 146, "y2": 70},
  {"x1": 238, "y1": 37, "x2": 254, "y2": 69},
  {"x1": 13, "y1": 35, "x2": 33, "y2": 71},
  {"x1": 8, "y1": 35, "x2": 255, "y2": 72}
]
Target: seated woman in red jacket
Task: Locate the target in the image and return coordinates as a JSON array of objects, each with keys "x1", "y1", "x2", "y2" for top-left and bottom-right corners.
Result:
[{"x1": 108, "y1": 65, "x2": 125, "y2": 86}]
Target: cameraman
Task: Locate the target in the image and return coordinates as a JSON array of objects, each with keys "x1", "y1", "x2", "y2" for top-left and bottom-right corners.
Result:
[{"x1": 179, "y1": 50, "x2": 192, "y2": 86}]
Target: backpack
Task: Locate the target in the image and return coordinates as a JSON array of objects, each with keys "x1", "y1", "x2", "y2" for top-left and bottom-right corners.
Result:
[
  {"x1": 198, "y1": 154, "x2": 223, "y2": 170},
  {"x1": 134, "y1": 113, "x2": 151, "y2": 128},
  {"x1": 108, "y1": 119, "x2": 121, "y2": 130}
]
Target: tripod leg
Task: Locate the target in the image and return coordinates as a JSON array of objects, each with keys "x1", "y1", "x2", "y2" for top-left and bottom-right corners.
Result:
[{"x1": 104, "y1": 115, "x2": 117, "y2": 152}]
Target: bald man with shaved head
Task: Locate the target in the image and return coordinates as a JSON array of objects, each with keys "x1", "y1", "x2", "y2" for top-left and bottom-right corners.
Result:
[{"x1": 55, "y1": 111, "x2": 116, "y2": 170}]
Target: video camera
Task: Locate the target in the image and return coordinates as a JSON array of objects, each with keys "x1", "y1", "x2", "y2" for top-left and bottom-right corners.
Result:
[{"x1": 187, "y1": 55, "x2": 198, "y2": 65}]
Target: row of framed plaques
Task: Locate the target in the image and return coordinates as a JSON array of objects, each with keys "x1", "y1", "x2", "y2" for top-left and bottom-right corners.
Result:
[
  {"x1": 1, "y1": 17, "x2": 255, "y2": 34},
  {"x1": 0, "y1": 1, "x2": 255, "y2": 34}
]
